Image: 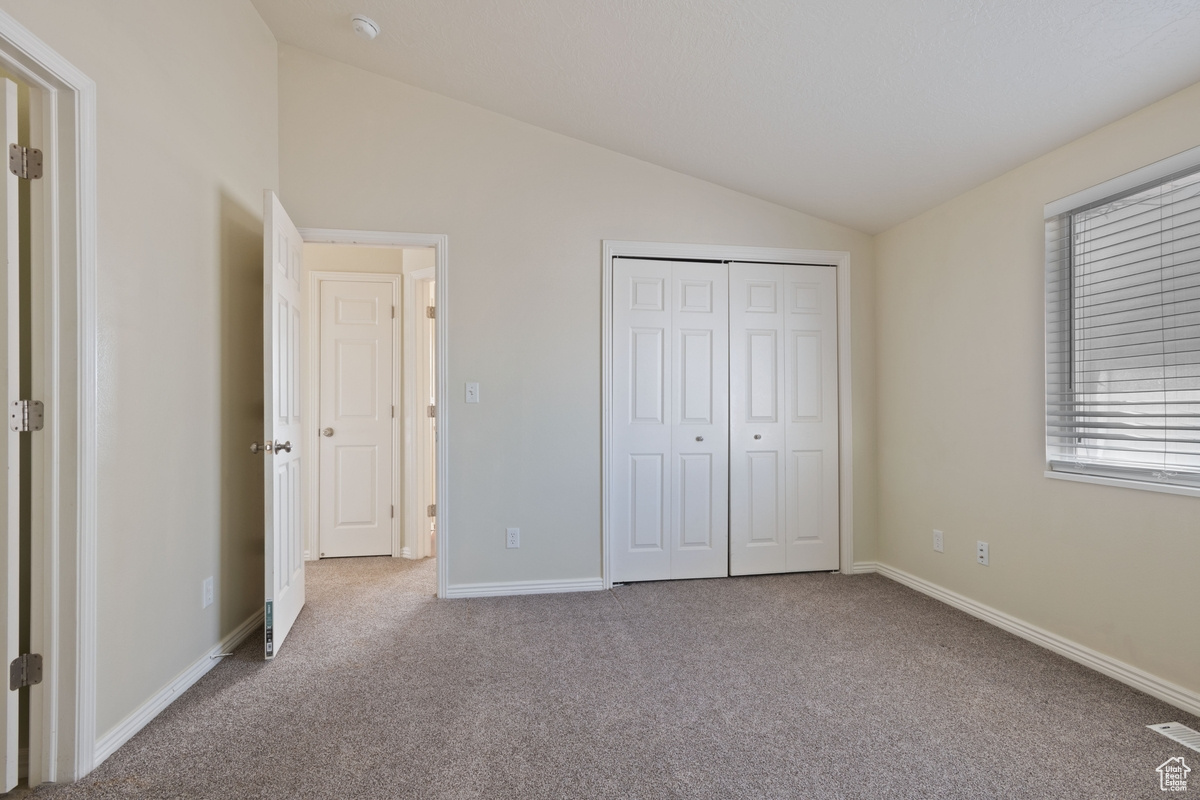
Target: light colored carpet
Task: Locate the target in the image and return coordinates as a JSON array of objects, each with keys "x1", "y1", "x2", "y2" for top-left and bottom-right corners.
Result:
[{"x1": 30, "y1": 558, "x2": 1198, "y2": 798}]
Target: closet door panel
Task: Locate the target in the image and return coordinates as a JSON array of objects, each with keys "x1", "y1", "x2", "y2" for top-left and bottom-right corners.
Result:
[
  {"x1": 730, "y1": 262, "x2": 839, "y2": 575},
  {"x1": 783, "y1": 265, "x2": 840, "y2": 572},
  {"x1": 612, "y1": 260, "x2": 673, "y2": 581},
  {"x1": 670, "y1": 263, "x2": 727, "y2": 579},
  {"x1": 729, "y1": 264, "x2": 786, "y2": 575}
]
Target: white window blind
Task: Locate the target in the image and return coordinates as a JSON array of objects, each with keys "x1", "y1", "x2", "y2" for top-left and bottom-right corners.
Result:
[{"x1": 1046, "y1": 163, "x2": 1200, "y2": 488}]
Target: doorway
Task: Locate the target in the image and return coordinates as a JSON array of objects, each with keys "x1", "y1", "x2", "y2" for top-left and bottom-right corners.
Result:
[
  {"x1": 0, "y1": 12, "x2": 98, "y2": 785},
  {"x1": 302, "y1": 240, "x2": 440, "y2": 569}
]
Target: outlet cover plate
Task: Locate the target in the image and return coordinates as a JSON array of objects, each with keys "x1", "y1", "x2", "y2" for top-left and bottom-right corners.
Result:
[
  {"x1": 202, "y1": 576, "x2": 214, "y2": 608},
  {"x1": 976, "y1": 541, "x2": 989, "y2": 566},
  {"x1": 506, "y1": 527, "x2": 519, "y2": 549},
  {"x1": 933, "y1": 530, "x2": 944, "y2": 553}
]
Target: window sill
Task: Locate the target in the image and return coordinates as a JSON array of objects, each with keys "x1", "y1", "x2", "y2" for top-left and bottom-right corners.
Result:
[{"x1": 1044, "y1": 469, "x2": 1200, "y2": 499}]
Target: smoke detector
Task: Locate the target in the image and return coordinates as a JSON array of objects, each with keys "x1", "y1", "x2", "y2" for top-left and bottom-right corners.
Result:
[{"x1": 351, "y1": 14, "x2": 380, "y2": 41}]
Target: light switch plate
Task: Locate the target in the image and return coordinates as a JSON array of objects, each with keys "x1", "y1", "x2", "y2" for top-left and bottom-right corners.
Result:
[{"x1": 466, "y1": 382, "x2": 480, "y2": 403}]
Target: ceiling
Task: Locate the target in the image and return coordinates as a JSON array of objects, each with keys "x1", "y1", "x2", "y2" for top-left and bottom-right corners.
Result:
[{"x1": 250, "y1": 0, "x2": 1200, "y2": 233}]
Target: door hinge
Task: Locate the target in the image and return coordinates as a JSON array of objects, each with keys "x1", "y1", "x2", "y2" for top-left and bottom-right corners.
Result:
[
  {"x1": 426, "y1": 305, "x2": 435, "y2": 319},
  {"x1": 10, "y1": 399, "x2": 44, "y2": 432},
  {"x1": 392, "y1": 404, "x2": 396, "y2": 419},
  {"x1": 9, "y1": 653, "x2": 42, "y2": 690},
  {"x1": 8, "y1": 144, "x2": 42, "y2": 180},
  {"x1": 427, "y1": 504, "x2": 436, "y2": 517},
  {"x1": 391, "y1": 305, "x2": 396, "y2": 319},
  {"x1": 391, "y1": 505, "x2": 395, "y2": 518},
  {"x1": 427, "y1": 404, "x2": 435, "y2": 418}
]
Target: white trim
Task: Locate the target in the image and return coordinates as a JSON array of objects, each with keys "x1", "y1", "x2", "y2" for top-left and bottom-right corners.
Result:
[
  {"x1": 92, "y1": 610, "x2": 264, "y2": 767},
  {"x1": 444, "y1": 578, "x2": 606, "y2": 599},
  {"x1": 304, "y1": 270, "x2": 401, "y2": 559},
  {"x1": 601, "y1": 240, "x2": 855, "y2": 588},
  {"x1": 402, "y1": 266, "x2": 436, "y2": 560},
  {"x1": 0, "y1": 10, "x2": 97, "y2": 783},
  {"x1": 847, "y1": 561, "x2": 879, "y2": 574},
  {"x1": 298, "y1": 229, "x2": 449, "y2": 598},
  {"x1": 1044, "y1": 469, "x2": 1200, "y2": 499},
  {"x1": 1045, "y1": 143, "x2": 1200, "y2": 218},
  {"x1": 871, "y1": 562, "x2": 1200, "y2": 718}
]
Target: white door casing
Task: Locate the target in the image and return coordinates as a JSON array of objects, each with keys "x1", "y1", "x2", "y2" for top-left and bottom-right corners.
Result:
[
  {"x1": 611, "y1": 258, "x2": 729, "y2": 581},
  {"x1": 0, "y1": 77, "x2": 18, "y2": 793},
  {"x1": 422, "y1": 278, "x2": 436, "y2": 558},
  {"x1": 263, "y1": 191, "x2": 305, "y2": 659},
  {"x1": 730, "y1": 262, "x2": 839, "y2": 574},
  {"x1": 318, "y1": 279, "x2": 394, "y2": 558}
]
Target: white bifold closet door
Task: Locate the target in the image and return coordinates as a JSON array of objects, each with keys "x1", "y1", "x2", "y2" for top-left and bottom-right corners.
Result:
[
  {"x1": 729, "y1": 262, "x2": 839, "y2": 574},
  {"x1": 611, "y1": 258, "x2": 729, "y2": 582}
]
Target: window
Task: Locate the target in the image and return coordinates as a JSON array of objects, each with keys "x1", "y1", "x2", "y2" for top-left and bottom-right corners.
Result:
[{"x1": 1046, "y1": 149, "x2": 1200, "y2": 491}]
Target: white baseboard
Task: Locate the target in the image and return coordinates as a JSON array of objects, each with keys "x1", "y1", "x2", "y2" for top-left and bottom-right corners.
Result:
[
  {"x1": 444, "y1": 577, "x2": 606, "y2": 599},
  {"x1": 93, "y1": 609, "x2": 264, "y2": 767},
  {"x1": 862, "y1": 561, "x2": 1200, "y2": 718},
  {"x1": 847, "y1": 561, "x2": 879, "y2": 574},
  {"x1": 397, "y1": 546, "x2": 414, "y2": 559}
]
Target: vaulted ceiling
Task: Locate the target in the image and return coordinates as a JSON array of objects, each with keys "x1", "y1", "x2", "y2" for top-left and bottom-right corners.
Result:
[{"x1": 250, "y1": 0, "x2": 1200, "y2": 233}]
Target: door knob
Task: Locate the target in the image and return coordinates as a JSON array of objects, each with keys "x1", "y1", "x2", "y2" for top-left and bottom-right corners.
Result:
[
  {"x1": 321, "y1": 428, "x2": 334, "y2": 437},
  {"x1": 754, "y1": 434, "x2": 762, "y2": 440},
  {"x1": 695, "y1": 436, "x2": 704, "y2": 442},
  {"x1": 250, "y1": 441, "x2": 273, "y2": 455},
  {"x1": 274, "y1": 440, "x2": 292, "y2": 453}
]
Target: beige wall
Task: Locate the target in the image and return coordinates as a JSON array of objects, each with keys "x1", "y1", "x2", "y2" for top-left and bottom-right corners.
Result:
[
  {"x1": 305, "y1": 243, "x2": 403, "y2": 274},
  {"x1": 875, "y1": 81, "x2": 1200, "y2": 694},
  {"x1": 0, "y1": 1, "x2": 279, "y2": 736},
  {"x1": 279, "y1": 45, "x2": 878, "y2": 586}
]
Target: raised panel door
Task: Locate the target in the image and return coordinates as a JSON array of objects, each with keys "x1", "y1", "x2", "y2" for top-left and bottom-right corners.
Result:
[
  {"x1": 263, "y1": 191, "x2": 305, "y2": 659},
  {"x1": 319, "y1": 280, "x2": 394, "y2": 558},
  {"x1": 730, "y1": 262, "x2": 838, "y2": 574}
]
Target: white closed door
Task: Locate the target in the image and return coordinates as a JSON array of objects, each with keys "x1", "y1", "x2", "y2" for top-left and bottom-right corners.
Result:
[
  {"x1": 729, "y1": 262, "x2": 839, "y2": 575},
  {"x1": 0, "y1": 78, "x2": 19, "y2": 792},
  {"x1": 611, "y1": 258, "x2": 728, "y2": 582},
  {"x1": 262, "y1": 191, "x2": 305, "y2": 659},
  {"x1": 318, "y1": 280, "x2": 395, "y2": 558}
]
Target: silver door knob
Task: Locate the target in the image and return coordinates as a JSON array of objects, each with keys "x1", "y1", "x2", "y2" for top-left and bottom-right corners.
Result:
[
  {"x1": 321, "y1": 428, "x2": 334, "y2": 437},
  {"x1": 754, "y1": 434, "x2": 762, "y2": 440},
  {"x1": 695, "y1": 436, "x2": 704, "y2": 442},
  {"x1": 274, "y1": 440, "x2": 292, "y2": 453},
  {"x1": 250, "y1": 441, "x2": 273, "y2": 455}
]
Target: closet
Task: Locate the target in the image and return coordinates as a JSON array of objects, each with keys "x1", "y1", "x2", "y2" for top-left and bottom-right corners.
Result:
[{"x1": 610, "y1": 257, "x2": 840, "y2": 582}]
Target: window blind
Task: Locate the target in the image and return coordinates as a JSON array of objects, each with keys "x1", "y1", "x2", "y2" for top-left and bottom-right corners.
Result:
[{"x1": 1046, "y1": 165, "x2": 1200, "y2": 487}]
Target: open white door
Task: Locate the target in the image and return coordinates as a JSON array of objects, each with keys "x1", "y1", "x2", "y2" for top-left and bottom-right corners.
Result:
[
  {"x1": 0, "y1": 77, "x2": 18, "y2": 792},
  {"x1": 262, "y1": 191, "x2": 305, "y2": 659}
]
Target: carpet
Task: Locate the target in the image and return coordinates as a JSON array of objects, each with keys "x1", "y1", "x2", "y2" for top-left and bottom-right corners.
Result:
[{"x1": 31, "y1": 557, "x2": 1199, "y2": 798}]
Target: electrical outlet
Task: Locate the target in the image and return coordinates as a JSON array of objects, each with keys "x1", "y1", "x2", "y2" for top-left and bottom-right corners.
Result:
[
  {"x1": 976, "y1": 541, "x2": 989, "y2": 566},
  {"x1": 933, "y1": 530, "x2": 943, "y2": 553},
  {"x1": 506, "y1": 527, "x2": 519, "y2": 549},
  {"x1": 202, "y1": 576, "x2": 214, "y2": 608}
]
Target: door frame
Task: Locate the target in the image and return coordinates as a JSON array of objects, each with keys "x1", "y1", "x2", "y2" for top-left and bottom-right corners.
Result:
[
  {"x1": 601, "y1": 240, "x2": 854, "y2": 588},
  {"x1": 0, "y1": 10, "x2": 98, "y2": 783},
  {"x1": 299, "y1": 229, "x2": 450, "y2": 597},
  {"x1": 403, "y1": 266, "x2": 436, "y2": 560},
  {"x1": 306, "y1": 271, "x2": 401, "y2": 559}
]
